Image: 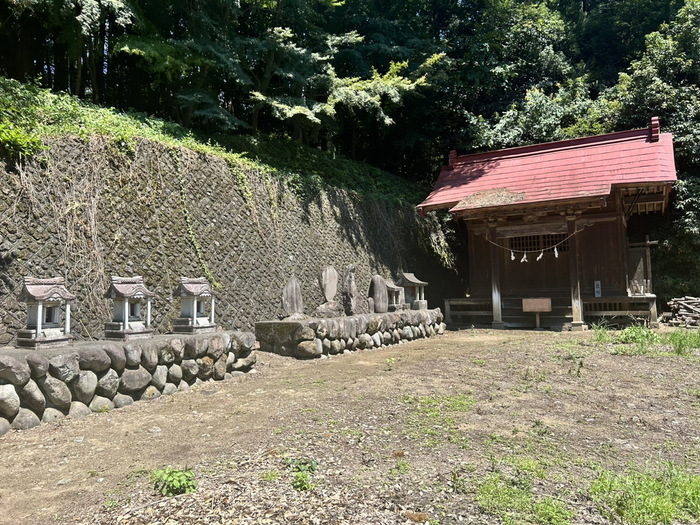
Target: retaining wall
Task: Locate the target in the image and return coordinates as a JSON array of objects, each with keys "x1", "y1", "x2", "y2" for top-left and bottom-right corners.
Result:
[
  {"x1": 0, "y1": 331, "x2": 256, "y2": 436},
  {"x1": 0, "y1": 137, "x2": 466, "y2": 345},
  {"x1": 256, "y1": 308, "x2": 444, "y2": 358}
]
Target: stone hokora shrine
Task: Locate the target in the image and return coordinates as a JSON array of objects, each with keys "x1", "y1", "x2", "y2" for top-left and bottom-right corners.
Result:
[
  {"x1": 16, "y1": 277, "x2": 76, "y2": 348},
  {"x1": 104, "y1": 276, "x2": 156, "y2": 340},
  {"x1": 396, "y1": 273, "x2": 428, "y2": 310},
  {"x1": 172, "y1": 277, "x2": 216, "y2": 333},
  {"x1": 384, "y1": 279, "x2": 405, "y2": 312}
]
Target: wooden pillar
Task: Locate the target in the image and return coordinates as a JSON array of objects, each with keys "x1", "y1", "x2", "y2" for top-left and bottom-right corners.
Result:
[
  {"x1": 568, "y1": 218, "x2": 585, "y2": 330},
  {"x1": 645, "y1": 235, "x2": 653, "y2": 294},
  {"x1": 649, "y1": 296, "x2": 659, "y2": 328},
  {"x1": 488, "y1": 225, "x2": 505, "y2": 329}
]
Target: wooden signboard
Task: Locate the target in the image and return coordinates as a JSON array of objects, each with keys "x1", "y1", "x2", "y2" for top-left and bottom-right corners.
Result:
[{"x1": 522, "y1": 298, "x2": 552, "y2": 329}]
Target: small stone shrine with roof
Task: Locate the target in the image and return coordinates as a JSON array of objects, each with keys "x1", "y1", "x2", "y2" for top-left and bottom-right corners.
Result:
[
  {"x1": 384, "y1": 279, "x2": 404, "y2": 311},
  {"x1": 16, "y1": 277, "x2": 76, "y2": 348},
  {"x1": 172, "y1": 277, "x2": 216, "y2": 333},
  {"x1": 396, "y1": 273, "x2": 428, "y2": 310},
  {"x1": 104, "y1": 275, "x2": 155, "y2": 340}
]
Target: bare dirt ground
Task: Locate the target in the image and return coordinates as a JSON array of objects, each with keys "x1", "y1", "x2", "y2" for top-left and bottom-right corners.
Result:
[{"x1": 1, "y1": 328, "x2": 699, "y2": 524}]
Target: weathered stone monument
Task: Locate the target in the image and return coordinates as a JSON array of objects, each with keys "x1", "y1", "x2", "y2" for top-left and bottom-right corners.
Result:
[
  {"x1": 104, "y1": 276, "x2": 156, "y2": 340},
  {"x1": 172, "y1": 277, "x2": 216, "y2": 333},
  {"x1": 341, "y1": 264, "x2": 369, "y2": 315},
  {"x1": 282, "y1": 275, "x2": 305, "y2": 319},
  {"x1": 369, "y1": 275, "x2": 389, "y2": 314},
  {"x1": 313, "y1": 266, "x2": 345, "y2": 317},
  {"x1": 16, "y1": 277, "x2": 76, "y2": 348}
]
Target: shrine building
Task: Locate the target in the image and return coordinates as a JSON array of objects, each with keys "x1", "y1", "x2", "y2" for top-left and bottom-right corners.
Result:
[{"x1": 418, "y1": 118, "x2": 676, "y2": 329}]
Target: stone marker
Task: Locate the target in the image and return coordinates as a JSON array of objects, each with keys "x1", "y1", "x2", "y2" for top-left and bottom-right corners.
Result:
[
  {"x1": 319, "y1": 266, "x2": 339, "y2": 302},
  {"x1": 369, "y1": 275, "x2": 389, "y2": 314},
  {"x1": 282, "y1": 275, "x2": 304, "y2": 317},
  {"x1": 342, "y1": 265, "x2": 369, "y2": 315}
]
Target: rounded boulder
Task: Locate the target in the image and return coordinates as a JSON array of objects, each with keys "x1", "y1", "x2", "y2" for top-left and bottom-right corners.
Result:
[
  {"x1": 0, "y1": 384, "x2": 20, "y2": 419},
  {"x1": 118, "y1": 366, "x2": 152, "y2": 394},
  {"x1": 0, "y1": 355, "x2": 31, "y2": 386},
  {"x1": 102, "y1": 344, "x2": 127, "y2": 372},
  {"x1": 25, "y1": 353, "x2": 50, "y2": 380},
  {"x1": 39, "y1": 376, "x2": 72, "y2": 410},
  {"x1": 11, "y1": 408, "x2": 40, "y2": 430},
  {"x1": 77, "y1": 348, "x2": 111, "y2": 373}
]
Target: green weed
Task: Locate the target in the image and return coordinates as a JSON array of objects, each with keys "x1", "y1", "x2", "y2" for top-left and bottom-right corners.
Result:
[
  {"x1": 590, "y1": 461, "x2": 700, "y2": 524},
  {"x1": 667, "y1": 329, "x2": 700, "y2": 356},
  {"x1": 259, "y1": 470, "x2": 280, "y2": 482},
  {"x1": 285, "y1": 457, "x2": 318, "y2": 492},
  {"x1": 592, "y1": 322, "x2": 612, "y2": 343},
  {"x1": 150, "y1": 467, "x2": 198, "y2": 496},
  {"x1": 102, "y1": 498, "x2": 120, "y2": 510}
]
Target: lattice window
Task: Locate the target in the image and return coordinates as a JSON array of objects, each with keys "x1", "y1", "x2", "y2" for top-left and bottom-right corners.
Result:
[
  {"x1": 510, "y1": 235, "x2": 540, "y2": 252},
  {"x1": 509, "y1": 233, "x2": 569, "y2": 253}
]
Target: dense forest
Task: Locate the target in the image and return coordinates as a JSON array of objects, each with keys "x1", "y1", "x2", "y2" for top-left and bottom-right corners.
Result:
[{"x1": 2, "y1": 0, "x2": 700, "y2": 299}]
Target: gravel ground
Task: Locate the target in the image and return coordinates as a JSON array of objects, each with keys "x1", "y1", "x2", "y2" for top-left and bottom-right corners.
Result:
[{"x1": 1, "y1": 328, "x2": 699, "y2": 524}]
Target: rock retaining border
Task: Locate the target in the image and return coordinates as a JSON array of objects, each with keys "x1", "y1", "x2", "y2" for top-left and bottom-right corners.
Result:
[
  {"x1": 0, "y1": 331, "x2": 256, "y2": 436},
  {"x1": 255, "y1": 308, "x2": 445, "y2": 358}
]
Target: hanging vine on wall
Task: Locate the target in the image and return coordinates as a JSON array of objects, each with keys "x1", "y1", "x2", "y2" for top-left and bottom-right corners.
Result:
[
  {"x1": 169, "y1": 147, "x2": 221, "y2": 289},
  {"x1": 178, "y1": 177, "x2": 221, "y2": 289}
]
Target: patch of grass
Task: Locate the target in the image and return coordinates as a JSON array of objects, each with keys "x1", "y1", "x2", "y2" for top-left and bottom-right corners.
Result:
[
  {"x1": 476, "y1": 471, "x2": 573, "y2": 525},
  {"x1": 504, "y1": 455, "x2": 549, "y2": 479},
  {"x1": 667, "y1": 329, "x2": 700, "y2": 356},
  {"x1": 592, "y1": 322, "x2": 613, "y2": 343},
  {"x1": 0, "y1": 77, "x2": 422, "y2": 206},
  {"x1": 602, "y1": 327, "x2": 700, "y2": 357},
  {"x1": 612, "y1": 325, "x2": 662, "y2": 355},
  {"x1": 102, "y1": 498, "x2": 120, "y2": 510},
  {"x1": 395, "y1": 459, "x2": 411, "y2": 474},
  {"x1": 150, "y1": 467, "x2": 198, "y2": 496},
  {"x1": 590, "y1": 461, "x2": 700, "y2": 525},
  {"x1": 259, "y1": 470, "x2": 280, "y2": 482},
  {"x1": 531, "y1": 419, "x2": 552, "y2": 437},
  {"x1": 402, "y1": 393, "x2": 476, "y2": 448}
]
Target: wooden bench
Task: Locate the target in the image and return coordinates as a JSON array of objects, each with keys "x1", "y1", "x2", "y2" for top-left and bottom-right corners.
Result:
[
  {"x1": 583, "y1": 295, "x2": 658, "y2": 327},
  {"x1": 445, "y1": 298, "x2": 492, "y2": 324}
]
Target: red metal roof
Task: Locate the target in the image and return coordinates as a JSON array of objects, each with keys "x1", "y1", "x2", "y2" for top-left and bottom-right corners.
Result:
[{"x1": 418, "y1": 119, "x2": 676, "y2": 215}]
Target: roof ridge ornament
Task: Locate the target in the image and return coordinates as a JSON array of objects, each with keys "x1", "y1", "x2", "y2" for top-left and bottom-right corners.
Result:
[{"x1": 650, "y1": 116, "x2": 660, "y2": 142}]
